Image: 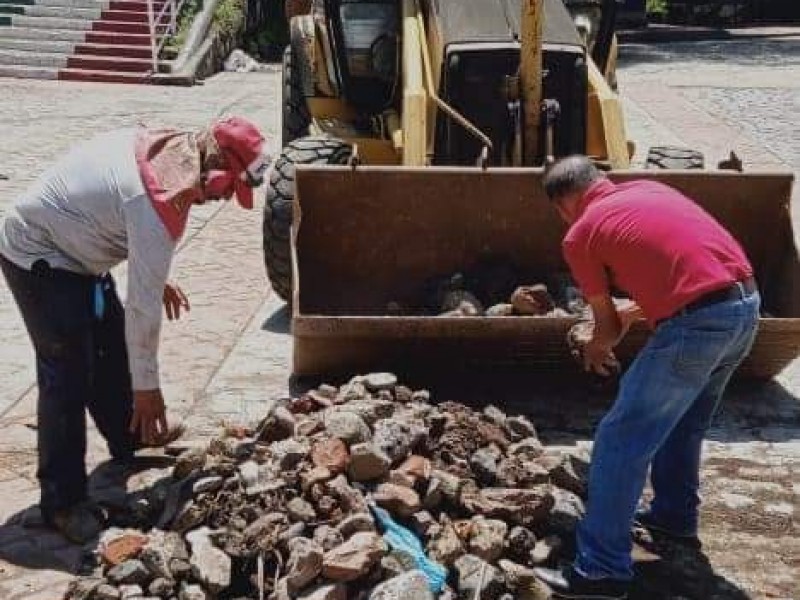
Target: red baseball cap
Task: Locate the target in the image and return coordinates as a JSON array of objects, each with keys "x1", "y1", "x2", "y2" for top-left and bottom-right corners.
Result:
[{"x1": 211, "y1": 116, "x2": 269, "y2": 209}]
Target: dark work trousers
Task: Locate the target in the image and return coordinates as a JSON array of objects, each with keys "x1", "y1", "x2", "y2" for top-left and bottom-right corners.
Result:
[{"x1": 0, "y1": 254, "x2": 137, "y2": 516}]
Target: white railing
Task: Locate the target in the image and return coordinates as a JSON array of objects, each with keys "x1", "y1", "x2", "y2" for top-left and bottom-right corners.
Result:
[{"x1": 147, "y1": 0, "x2": 186, "y2": 74}]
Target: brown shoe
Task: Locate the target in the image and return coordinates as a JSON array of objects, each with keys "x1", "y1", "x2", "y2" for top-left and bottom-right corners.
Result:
[{"x1": 43, "y1": 502, "x2": 105, "y2": 545}]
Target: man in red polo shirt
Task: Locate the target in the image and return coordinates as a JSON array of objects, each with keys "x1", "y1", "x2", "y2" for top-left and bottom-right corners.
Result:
[{"x1": 534, "y1": 156, "x2": 760, "y2": 599}]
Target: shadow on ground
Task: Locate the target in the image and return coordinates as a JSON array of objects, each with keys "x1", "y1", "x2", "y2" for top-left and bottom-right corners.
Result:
[{"x1": 0, "y1": 456, "x2": 174, "y2": 576}]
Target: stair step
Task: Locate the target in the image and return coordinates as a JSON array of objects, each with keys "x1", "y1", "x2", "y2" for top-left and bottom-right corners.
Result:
[
  {"x1": 74, "y1": 41, "x2": 150, "y2": 58},
  {"x1": 0, "y1": 36, "x2": 73, "y2": 52},
  {"x1": 0, "y1": 62, "x2": 57, "y2": 78},
  {"x1": 100, "y1": 8, "x2": 149, "y2": 22},
  {"x1": 92, "y1": 19, "x2": 150, "y2": 33},
  {"x1": 0, "y1": 25, "x2": 86, "y2": 40},
  {"x1": 59, "y1": 65, "x2": 150, "y2": 83},
  {"x1": 7, "y1": 14, "x2": 93, "y2": 29},
  {"x1": 110, "y1": 0, "x2": 165, "y2": 10},
  {"x1": 67, "y1": 52, "x2": 150, "y2": 72},
  {"x1": 0, "y1": 0, "x2": 107, "y2": 6},
  {"x1": 0, "y1": 47, "x2": 68, "y2": 67},
  {"x1": 84, "y1": 29, "x2": 149, "y2": 44},
  {"x1": 1, "y1": 4, "x2": 102, "y2": 18}
]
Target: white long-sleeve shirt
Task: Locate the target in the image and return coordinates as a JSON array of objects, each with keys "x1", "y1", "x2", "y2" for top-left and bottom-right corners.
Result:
[{"x1": 0, "y1": 128, "x2": 176, "y2": 390}]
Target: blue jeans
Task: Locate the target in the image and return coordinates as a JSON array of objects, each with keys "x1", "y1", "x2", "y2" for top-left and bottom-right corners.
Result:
[
  {"x1": 0, "y1": 255, "x2": 137, "y2": 516},
  {"x1": 574, "y1": 285, "x2": 760, "y2": 580}
]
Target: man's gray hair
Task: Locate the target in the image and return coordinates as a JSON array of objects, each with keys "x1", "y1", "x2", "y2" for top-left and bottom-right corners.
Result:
[{"x1": 543, "y1": 155, "x2": 603, "y2": 201}]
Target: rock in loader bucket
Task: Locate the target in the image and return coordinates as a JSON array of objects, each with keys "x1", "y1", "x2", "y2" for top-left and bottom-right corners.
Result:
[{"x1": 290, "y1": 166, "x2": 799, "y2": 379}]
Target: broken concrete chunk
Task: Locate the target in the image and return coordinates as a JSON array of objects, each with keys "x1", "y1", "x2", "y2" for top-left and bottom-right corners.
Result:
[
  {"x1": 373, "y1": 420, "x2": 414, "y2": 465},
  {"x1": 258, "y1": 405, "x2": 298, "y2": 442},
  {"x1": 148, "y1": 576, "x2": 174, "y2": 597},
  {"x1": 314, "y1": 524, "x2": 345, "y2": 552},
  {"x1": 139, "y1": 530, "x2": 188, "y2": 580},
  {"x1": 548, "y1": 453, "x2": 590, "y2": 498},
  {"x1": 327, "y1": 474, "x2": 368, "y2": 513},
  {"x1": 324, "y1": 411, "x2": 372, "y2": 445},
  {"x1": 504, "y1": 416, "x2": 537, "y2": 442},
  {"x1": 374, "y1": 483, "x2": 421, "y2": 518},
  {"x1": 506, "y1": 526, "x2": 537, "y2": 562},
  {"x1": 186, "y1": 528, "x2": 231, "y2": 593},
  {"x1": 427, "y1": 520, "x2": 465, "y2": 567},
  {"x1": 93, "y1": 583, "x2": 121, "y2": 600},
  {"x1": 178, "y1": 583, "x2": 208, "y2": 600},
  {"x1": 117, "y1": 584, "x2": 143, "y2": 599},
  {"x1": 322, "y1": 531, "x2": 385, "y2": 582},
  {"x1": 454, "y1": 554, "x2": 506, "y2": 600},
  {"x1": 286, "y1": 537, "x2": 324, "y2": 593},
  {"x1": 107, "y1": 559, "x2": 150, "y2": 586},
  {"x1": 272, "y1": 438, "x2": 311, "y2": 471},
  {"x1": 511, "y1": 284, "x2": 554, "y2": 316},
  {"x1": 348, "y1": 443, "x2": 392, "y2": 482},
  {"x1": 363, "y1": 372, "x2": 398, "y2": 392},
  {"x1": 369, "y1": 570, "x2": 435, "y2": 600},
  {"x1": 470, "y1": 446, "x2": 501, "y2": 485},
  {"x1": 311, "y1": 438, "x2": 350, "y2": 475},
  {"x1": 507, "y1": 438, "x2": 545, "y2": 460},
  {"x1": 468, "y1": 517, "x2": 508, "y2": 563},
  {"x1": 173, "y1": 447, "x2": 207, "y2": 479},
  {"x1": 287, "y1": 497, "x2": 318, "y2": 523},
  {"x1": 498, "y1": 559, "x2": 550, "y2": 599},
  {"x1": 337, "y1": 513, "x2": 376, "y2": 538},
  {"x1": 461, "y1": 485, "x2": 554, "y2": 526}
]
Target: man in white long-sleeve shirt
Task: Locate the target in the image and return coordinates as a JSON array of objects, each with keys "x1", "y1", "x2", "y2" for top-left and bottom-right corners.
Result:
[{"x1": 0, "y1": 116, "x2": 269, "y2": 542}]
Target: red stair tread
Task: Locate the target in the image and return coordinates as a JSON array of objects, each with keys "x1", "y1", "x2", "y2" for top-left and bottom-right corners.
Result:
[
  {"x1": 59, "y1": 67, "x2": 151, "y2": 84},
  {"x1": 93, "y1": 20, "x2": 151, "y2": 34},
  {"x1": 100, "y1": 9, "x2": 150, "y2": 23},
  {"x1": 74, "y1": 42, "x2": 153, "y2": 59},
  {"x1": 85, "y1": 31, "x2": 151, "y2": 45},
  {"x1": 67, "y1": 54, "x2": 152, "y2": 73}
]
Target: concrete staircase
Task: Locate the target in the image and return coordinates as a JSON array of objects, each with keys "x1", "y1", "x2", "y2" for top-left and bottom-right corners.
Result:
[{"x1": 0, "y1": 0, "x2": 170, "y2": 83}]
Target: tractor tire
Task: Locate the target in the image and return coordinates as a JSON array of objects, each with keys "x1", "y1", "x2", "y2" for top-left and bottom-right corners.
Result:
[
  {"x1": 282, "y1": 45, "x2": 311, "y2": 148},
  {"x1": 263, "y1": 136, "x2": 352, "y2": 302},
  {"x1": 645, "y1": 146, "x2": 705, "y2": 170}
]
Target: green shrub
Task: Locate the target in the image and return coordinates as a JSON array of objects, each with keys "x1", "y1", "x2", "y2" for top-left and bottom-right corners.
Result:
[
  {"x1": 646, "y1": 0, "x2": 668, "y2": 15},
  {"x1": 163, "y1": 0, "x2": 204, "y2": 53}
]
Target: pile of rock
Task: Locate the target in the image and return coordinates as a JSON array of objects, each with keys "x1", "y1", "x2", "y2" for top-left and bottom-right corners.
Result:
[{"x1": 66, "y1": 373, "x2": 590, "y2": 600}]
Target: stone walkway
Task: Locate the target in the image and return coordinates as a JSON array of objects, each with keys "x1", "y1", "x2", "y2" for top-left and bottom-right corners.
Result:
[{"x1": 0, "y1": 27, "x2": 798, "y2": 599}]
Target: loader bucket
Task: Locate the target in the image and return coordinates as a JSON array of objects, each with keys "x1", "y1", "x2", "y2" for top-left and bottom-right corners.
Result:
[{"x1": 291, "y1": 166, "x2": 799, "y2": 379}]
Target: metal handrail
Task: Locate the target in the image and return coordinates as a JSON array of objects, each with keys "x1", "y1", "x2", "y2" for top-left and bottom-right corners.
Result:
[{"x1": 147, "y1": 0, "x2": 187, "y2": 74}]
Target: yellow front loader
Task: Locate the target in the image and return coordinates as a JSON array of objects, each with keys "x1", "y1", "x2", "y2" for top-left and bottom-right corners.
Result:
[{"x1": 262, "y1": 0, "x2": 799, "y2": 379}]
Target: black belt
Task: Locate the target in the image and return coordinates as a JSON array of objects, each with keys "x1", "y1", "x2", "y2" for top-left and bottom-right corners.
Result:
[{"x1": 668, "y1": 277, "x2": 757, "y2": 322}]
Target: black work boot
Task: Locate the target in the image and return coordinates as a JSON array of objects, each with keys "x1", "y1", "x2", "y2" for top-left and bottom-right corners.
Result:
[
  {"x1": 634, "y1": 511, "x2": 702, "y2": 551},
  {"x1": 534, "y1": 565, "x2": 630, "y2": 599}
]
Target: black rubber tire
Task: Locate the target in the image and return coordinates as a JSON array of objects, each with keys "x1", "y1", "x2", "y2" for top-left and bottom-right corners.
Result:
[
  {"x1": 645, "y1": 146, "x2": 705, "y2": 170},
  {"x1": 282, "y1": 45, "x2": 311, "y2": 148},
  {"x1": 263, "y1": 136, "x2": 352, "y2": 302}
]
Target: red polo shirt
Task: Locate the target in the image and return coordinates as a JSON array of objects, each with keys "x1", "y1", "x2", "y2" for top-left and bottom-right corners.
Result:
[{"x1": 562, "y1": 178, "x2": 753, "y2": 326}]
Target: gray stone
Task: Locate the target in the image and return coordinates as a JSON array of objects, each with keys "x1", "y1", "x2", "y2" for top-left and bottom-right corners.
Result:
[
  {"x1": 430, "y1": 470, "x2": 463, "y2": 503},
  {"x1": 286, "y1": 537, "x2": 324, "y2": 593},
  {"x1": 549, "y1": 453, "x2": 590, "y2": 498},
  {"x1": 192, "y1": 476, "x2": 223, "y2": 495},
  {"x1": 148, "y1": 577, "x2": 174, "y2": 597},
  {"x1": 186, "y1": 528, "x2": 231, "y2": 593},
  {"x1": 483, "y1": 405, "x2": 507, "y2": 427},
  {"x1": 272, "y1": 438, "x2": 311, "y2": 471},
  {"x1": 287, "y1": 497, "x2": 317, "y2": 523},
  {"x1": 258, "y1": 405, "x2": 297, "y2": 442},
  {"x1": 506, "y1": 526, "x2": 537, "y2": 561},
  {"x1": 326, "y1": 474, "x2": 369, "y2": 513},
  {"x1": 94, "y1": 584, "x2": 122, "y2": 600},
  {"x1": 380, "y1": 550, "x2": 416, "y2": 579},
  {"x1": 394, "y1": 385, "x2": 413, "y2": 404},
  {"x1": 548, "y1": 488, "x2": 586, "y2": 536},
  {"x1": 373, "y1": 420, "x2": 414, "y2": 465},
  {"x1": 170, "y1": 559, "x2": 192, "y2": 581},
  {"x1": 336, "y1": 513, "x2": 376, "y2": 538},
  {"x1": 333, "y1": 399, "x2": 395, "y2": 426},
  {"x1": 322, "y1": 531, "x2": 385, "y2": 582},
  {"x1": 470, "y1": 446, "x2": 501, "y2": 485},
  {"x1": 507, "y1": 438, "x2": 545, "y2": 460},
  {"x1": 504, "y1": 416, "x2": 537, "y2": 442},
  {"x1": 363, "y1": 372, "x2": 398, "y2": 392},
  {"x1": 427, "y1": 521, "x2": 465, "y2": 567},
  {"x1": 485, "y1": 303, "x2": 514, "y2": 317},
  {"x1": 297, "y1": 583, "x2": 347, "y2": 600},
  {"x1": 107, "y1": 560, "x2": 150, "y2": 586},
  {"x1": 468, "y1": 517, "x2": 508, "y2": 563},
  {"x1": 454, "y1": 555, "x2": 506, "y2": 600},
  {"x1": 314, "y1": 524, "x2": 345, "y2": 552},
  {"x1": 178, "y1": 583, "x2": 208, "y2": 600},
  {"x1": 348, "y1": 443, "x2": 392, "y2": 482},
  {"x1": 278, "y1": 522, "x2": 307, "y2": 551},
  {"x1": 118, "y1": 585, "x2": 144, "y2": 600},
  {"x1": 369, "y1": 570, "x2": 435, "y2": 600},
  {"x1": 498, "y1": 560, "x2": 550, "y2": 598},
  {"x1": 411, "y1": 390, "x2": 431, "y2": 403},
  {"x1": 324, "y1": 411, "x2": 372, "y2": 445}
]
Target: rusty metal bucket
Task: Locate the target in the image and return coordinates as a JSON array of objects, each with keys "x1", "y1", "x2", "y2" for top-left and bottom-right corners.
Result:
[{"x1": 291, "y1": 165, "x2": 798, "y2": 379}]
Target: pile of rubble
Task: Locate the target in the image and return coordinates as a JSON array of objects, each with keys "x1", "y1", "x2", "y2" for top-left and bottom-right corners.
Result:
[{"x1": 66, "y1": 373, "x2": 591, "y2": 600}]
